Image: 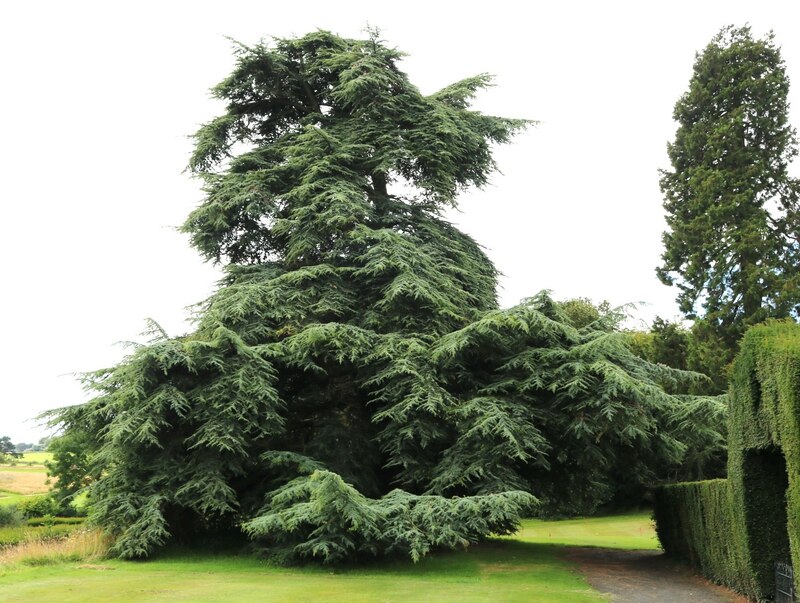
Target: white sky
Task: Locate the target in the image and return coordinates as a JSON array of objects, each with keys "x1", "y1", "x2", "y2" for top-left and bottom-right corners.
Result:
[{"x1": 1, "y1": 1, "x2": 799, "y2": 443}]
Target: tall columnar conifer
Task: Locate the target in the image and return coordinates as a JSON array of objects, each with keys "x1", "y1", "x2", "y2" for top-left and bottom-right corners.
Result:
[
  {"x1": 51, "y1": 30, "x2": 718, "y2": 562},
  {"x1": 658, "y1": 26, "x2": 800, "y2": 360}
]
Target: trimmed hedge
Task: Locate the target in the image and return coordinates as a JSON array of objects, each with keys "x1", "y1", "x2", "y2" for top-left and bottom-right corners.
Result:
[
  {"x1": 25, "y1": 516, "x2": 85, "y2": 527},
  {"x1": 654, "y1": 320, "x2": 800, "y2": 601},
  {"x1": 654, "y1": 479, "x2": 747, "y2": 589}
]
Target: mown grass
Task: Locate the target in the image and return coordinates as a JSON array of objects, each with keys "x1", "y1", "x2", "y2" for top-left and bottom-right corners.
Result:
[
  {"x1": 0, "y1": 512, "x2": 656, "y2": 602},
  {"x1": 0, "y1": 542, "x2": 603, "y2": 603},
  {"x1": 513, "y1": 512, "x2": 659, "y2": 550}
]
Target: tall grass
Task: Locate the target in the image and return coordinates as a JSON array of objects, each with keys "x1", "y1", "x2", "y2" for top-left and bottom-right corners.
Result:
[{"x1": 0, "y1": 528, "x2": 110, "y2": 566}]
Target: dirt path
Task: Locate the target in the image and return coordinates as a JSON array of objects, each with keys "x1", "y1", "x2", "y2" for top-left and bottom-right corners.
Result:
[{"x1": 565, "y1": 547, "x2": 750, "y2": 603}]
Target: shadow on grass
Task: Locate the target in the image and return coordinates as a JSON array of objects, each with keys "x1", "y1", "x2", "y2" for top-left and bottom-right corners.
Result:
[{"x1": 141, "y1": 538, "x2": 572, "y2": 579}]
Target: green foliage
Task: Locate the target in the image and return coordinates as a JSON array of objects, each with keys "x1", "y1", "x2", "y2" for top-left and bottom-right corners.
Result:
[
  {"x1": 16, "y1": 495, "x2": 59, "y2": 519},
  {"x1": 0, "y1": 505, "x2": 23, "y2": 527},
  {"x1": 655, "y1": 320, "x2": 800, "y2": 600},
  {"x1": 0, "y1": 436, "x2": 14, "y2": 454},
  {"x1": 558, "y1": 298, "x2": 621, "y2": 330},
  {"x1": 45, "y1": 432, "x2": 96, "y2": 514},
  {"x1": 46, "y1": 30, "x2": 715, "y2": 562},
  {"x1": 685, "y1": 319, "x2": 730, "y2": 393},
  {"x1": 653, "y1": 480, "x2": 745, "y2": 588},
  {"x1": 629, "y1": 319, "x2": 730, "y2": 396},
  {"x1": 626, "y1": 317, "x2": 728, "y2": 482},
  {"x1": 25, "y1": 516, "x2": 84, "y2": 527},
  {"x1": 658, "y1": 26, "x2": 800, "y2": 355},
  {"x1": 243, "y1": 469, "x2": 536, "y2": 563},
  {"x1": 664, "y1": 395, "x2": 727, "y2": 481}
]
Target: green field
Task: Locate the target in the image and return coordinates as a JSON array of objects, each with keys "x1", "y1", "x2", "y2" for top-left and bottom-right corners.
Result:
[
  {"x1": 0, "y1": 512, "x2": 657, "y2": 602},
  {"x1": 13, "y1": 452, "x2": 53, "y2": 465},
  {"x1": 0, "y1": 452, "x2": 51, "y2": 507}
]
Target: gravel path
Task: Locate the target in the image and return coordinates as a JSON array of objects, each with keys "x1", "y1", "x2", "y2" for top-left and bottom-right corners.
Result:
[{"x1": 565, "y1": 547, "x2": 750, "y2": 603}]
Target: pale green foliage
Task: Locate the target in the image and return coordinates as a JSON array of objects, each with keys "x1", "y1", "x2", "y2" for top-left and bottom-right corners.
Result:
[{"x1": 243, "y1": 470, "x2": 535, "y2": 564}]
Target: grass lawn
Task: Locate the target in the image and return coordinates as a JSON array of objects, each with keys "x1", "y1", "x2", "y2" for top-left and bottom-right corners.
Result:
[
  {"x1": 513, "y1": 512, "x2": 659, "y2": 550},
  {"x1": 0, "y1": 512, "x2": 657, "y2": 602}
]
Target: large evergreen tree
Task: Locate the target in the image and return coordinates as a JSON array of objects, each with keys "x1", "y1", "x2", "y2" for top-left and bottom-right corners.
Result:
[
  {"x1": 658, "y1": 26, "x2": 800, "y2": 358},
  {"x1": 51, "y1": 30, "x2": 715, "y2": 563}
]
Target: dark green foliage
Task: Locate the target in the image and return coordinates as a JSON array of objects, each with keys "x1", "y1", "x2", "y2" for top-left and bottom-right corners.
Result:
[
  {"x1": 654, "y1": 320, "x2": 800, "y2": 600},
  {"x1": 626, "y1": 318, "x2": 728, "y2": 481},
  {"x1": 0, "y1": 436, "x2": 13, "y2": 454},
  {"x1": 663, "y1": 395, "x2": 727, "y2": 482},
  {"x1": 0, "y1": 505, "x2": 24, "y2": 527},
  {"x1": 685, "y1": 319, "x2": 731, "y2": 394},
  {"x1": 728, "y1": 321, "x2": 800, "y2": 598},
  {"x1": 47, "y1": 30, "x2": 715, "y2": 563},
  {"x1": 658, "y1": 26, "x2": 800, "y2": 358},
  {"x1": 653, "y1": 480, "x2": 745, "y2": 587}
]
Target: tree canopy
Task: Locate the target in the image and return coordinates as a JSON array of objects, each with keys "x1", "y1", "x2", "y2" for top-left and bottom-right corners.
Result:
[
  {"x1": 658, "y1": 26, "x2": 800, "y2": 357},
  {"x1": 50, "y1": 30, "x2": 721, "y2": 563}
]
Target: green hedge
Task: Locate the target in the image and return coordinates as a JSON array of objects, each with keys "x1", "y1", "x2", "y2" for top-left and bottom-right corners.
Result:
[
  {"x1": 653, "y1": 479, "x2": 746, "y2": 588},
  {"x1": 25, "y1": 516, "x2": 85, "y2": 527},
  {"x1": 654, "y1": 321, "x2": 800, "y2": 601}
]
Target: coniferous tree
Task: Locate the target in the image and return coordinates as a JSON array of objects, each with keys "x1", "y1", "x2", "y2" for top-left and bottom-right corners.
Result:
[
  {"x1": 658, "y1": 26, "x2": 800, "y2": 361},
  {"x1": 50, "y1": 30, "x2": 718, "y2": 562}
]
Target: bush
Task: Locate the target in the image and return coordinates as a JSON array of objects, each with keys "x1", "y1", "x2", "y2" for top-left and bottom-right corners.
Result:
[
  {"x1": 16, "y1": 495, "x2": 58, "y2": 519},
  {"x1": 0, "y1": 505, "x2": 24, "y2": 527}
]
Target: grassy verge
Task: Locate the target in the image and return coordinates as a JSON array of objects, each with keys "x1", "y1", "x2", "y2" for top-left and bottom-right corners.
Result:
[
  {"x1": 0, "y1": 524, "x2": 83, "y2": 547},
  {"x1": 0, "y1": 512, "x2": 655, "y2": 602}
]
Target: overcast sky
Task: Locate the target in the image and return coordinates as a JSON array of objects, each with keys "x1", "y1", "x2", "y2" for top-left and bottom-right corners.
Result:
[{"x1": 2, "y1": 1, "x2": 799, "y2": 443}]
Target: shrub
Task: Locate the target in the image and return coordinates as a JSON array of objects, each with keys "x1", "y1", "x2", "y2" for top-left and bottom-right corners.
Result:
[
  {"x1": 0, "y1": 505, "x2": 23, "y2": 527},
  {"x1": 16, "y1": 495, "x2": 58, "y2": 519}
]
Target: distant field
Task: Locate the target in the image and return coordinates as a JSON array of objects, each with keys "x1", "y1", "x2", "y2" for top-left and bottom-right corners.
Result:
[
  {"x1": 13, "y1": 452, "x2": 53, "y2": 465},
  {"x1": 0, "y1": 453, "x2": 51, "y2": 506},
  {"x1": 0, "y1": 512, "x2": 657, "y2": 602}
]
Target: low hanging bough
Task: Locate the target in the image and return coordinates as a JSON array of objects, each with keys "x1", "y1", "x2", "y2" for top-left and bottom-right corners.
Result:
[{"x1": 48, "y1": 30, "x2": 722, "y2": 563}]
